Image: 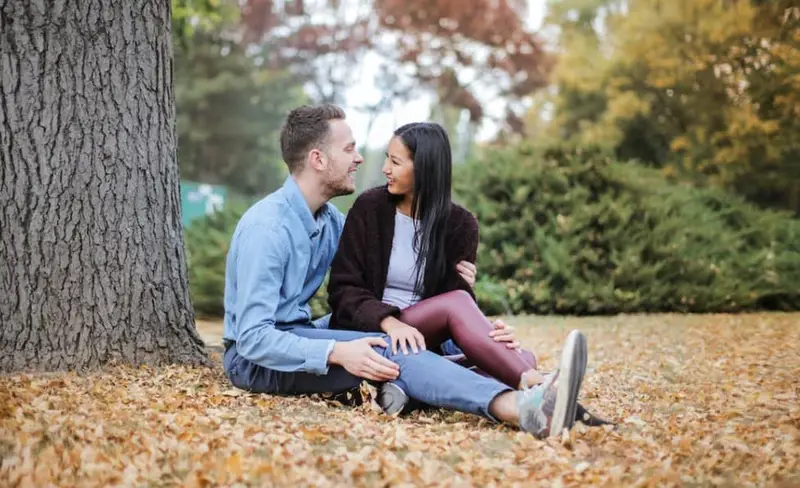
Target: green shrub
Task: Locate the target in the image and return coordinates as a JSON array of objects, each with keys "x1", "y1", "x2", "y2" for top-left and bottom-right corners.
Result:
[
  {"x1": 309, "y1": 275, "x2": 331, "y2": 319},
  {"x1": 184, "y1": 203, "x2": 247, "y2": 318},
  {"x1": 455, "y1": 143, "x2": 800, "y2": 314},
  {"x1": 185, "y1": 202, "x2": 331, "y2": 319},
  {"x1": 187, "y1": 143, "x2": 800, "y2": 318},
  {"x1": 473, "y1": 277, "x2": 512, "y2": 316}
]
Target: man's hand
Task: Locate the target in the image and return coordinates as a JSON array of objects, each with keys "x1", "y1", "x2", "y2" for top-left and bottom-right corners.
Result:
[
  {"x1": 328, "y1": 337, "x2": 400, "y2": 381},
  {"x1": 456, "y1": 261, "x2": 477, "y2": 288},
  {"x1": 488, "y1": 319, "x2": 520, "y2": 350},
  {"x1": 380, "y1": 316, "x2": 426, "y2": 355}
]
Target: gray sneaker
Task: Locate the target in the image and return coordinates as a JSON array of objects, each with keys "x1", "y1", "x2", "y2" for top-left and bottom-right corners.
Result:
[
  {"x1": 517, "y1": 330, "x2": 587, "y2": 438},
  {"x1": 378, "y1": 382, "x2": 409, "y2": 416}
]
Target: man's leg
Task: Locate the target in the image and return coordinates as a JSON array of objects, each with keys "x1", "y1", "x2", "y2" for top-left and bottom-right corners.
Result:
[
  {"x1": 285, "y1": 326, "x2": 512, "y2": 418},
  {"x1": 223, "y1": 327, "x2": 385, "y2": 395},
  {"x1": 225, "y1": 326, "x2": 590, "y2": 437},
  {"x1": 224, "y1": 325, "x2": 512, "y2": 419},
  {"x1": 378, "y1": 347, "x2": 513, "y2": 418}
]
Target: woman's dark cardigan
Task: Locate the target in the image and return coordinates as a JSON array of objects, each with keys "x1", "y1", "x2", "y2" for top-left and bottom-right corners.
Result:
[{"x1": 327, "y1": 186, "x2": 479, "y2": 333}]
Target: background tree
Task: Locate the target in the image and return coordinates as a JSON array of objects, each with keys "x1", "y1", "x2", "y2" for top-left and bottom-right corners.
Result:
[
  {"x1": 238, "y1": 0, "x2": 551, "y2": 134},
  {"x1": 0, "y1": 0, "x2": 209, "y2": 372},
  {"x1": 172, "y1": 0, "x2": 307, "y2": 197},
  {"x1": 532, "y1": 0, "x2": 800, "y2": 214},
  {"x1": 174, "y1": 31, "x2": 306, "y2": 196}
]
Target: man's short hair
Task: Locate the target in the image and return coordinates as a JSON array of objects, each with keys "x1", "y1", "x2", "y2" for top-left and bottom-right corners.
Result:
[{"x1": 280, "y1": 104, "x2": 346, "y2": 173}]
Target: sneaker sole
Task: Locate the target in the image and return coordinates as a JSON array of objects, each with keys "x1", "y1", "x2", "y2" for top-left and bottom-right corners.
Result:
[
  {"x1": 549, "y1": 330, "x2": 587, "y2": 437},
  {"x1": 378, "y1": 382, "x2": 409, "y2": 416}
]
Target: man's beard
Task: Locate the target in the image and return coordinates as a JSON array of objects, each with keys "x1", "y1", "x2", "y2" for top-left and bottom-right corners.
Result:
[{"x1": 322, "y1": 169, "x2": 355, "y2": 199}]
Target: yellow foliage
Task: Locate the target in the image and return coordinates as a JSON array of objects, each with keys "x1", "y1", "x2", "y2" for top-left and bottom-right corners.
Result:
[
  {"x1": 541, "y1": 0, "x2": 799, "y2": 207},
  {"x1": 603, "y1": 89, "x2": 651, "y2": 123},
  {"x1": 670, "y1": 136, "x2": 690, "y2": 152},
  {"x1": 552, "y1": 31, "x2": 611, "y2": 92},
  {"x1": 579, "y1": 119, "x2": 624, "y2": 148}
]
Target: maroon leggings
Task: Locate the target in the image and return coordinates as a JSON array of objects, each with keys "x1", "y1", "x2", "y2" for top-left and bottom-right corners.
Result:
[{"x1": 399, "y1": 290, "x2": 537, "y2": 388}]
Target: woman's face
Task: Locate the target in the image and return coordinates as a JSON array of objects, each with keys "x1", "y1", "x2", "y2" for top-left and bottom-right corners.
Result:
[{"x1": 382, "y1": 136, "x2": 415, "y2": 197}]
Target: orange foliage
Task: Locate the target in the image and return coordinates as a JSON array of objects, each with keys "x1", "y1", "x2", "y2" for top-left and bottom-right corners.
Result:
[{"x1": 238, "y1": 0, "x2": 550, "y2": 132}]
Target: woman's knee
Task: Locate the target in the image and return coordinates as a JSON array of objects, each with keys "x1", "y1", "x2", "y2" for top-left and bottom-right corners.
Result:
[
  {"x1": 519, "y1": 349, "x2": 538, "y2": 369},
  {"x1": 412, "y1": 290, "x2": 475, "y2": 323},
  {"x1": 440, "y1": 289, "x2": 474, "y2": 306}
]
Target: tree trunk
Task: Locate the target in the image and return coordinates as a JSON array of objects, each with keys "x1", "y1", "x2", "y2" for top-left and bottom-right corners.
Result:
[{"x1": 0, "y1": 0, "x2": 209, "y2": 372}]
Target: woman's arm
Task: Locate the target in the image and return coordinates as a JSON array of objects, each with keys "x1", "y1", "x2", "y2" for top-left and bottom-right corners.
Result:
[
  {"x1": 442, "y1": 208, "x2": 480, "y2": 298},
  {"x1": 327, "y1": 206, "x2": 401, "y2": 333}
]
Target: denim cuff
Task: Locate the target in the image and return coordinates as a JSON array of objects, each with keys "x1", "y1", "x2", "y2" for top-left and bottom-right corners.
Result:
[{"x1": 483, "y1": 385, "x2": 514, "y2": 424}]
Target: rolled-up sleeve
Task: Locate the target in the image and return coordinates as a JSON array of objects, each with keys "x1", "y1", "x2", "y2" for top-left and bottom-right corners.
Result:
[{"x1": 234, "y1": 224, "x2": 335, "y2": 375}]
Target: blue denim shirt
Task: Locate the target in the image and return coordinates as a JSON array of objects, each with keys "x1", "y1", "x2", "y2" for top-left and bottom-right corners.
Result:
[{"x1": 223, "y1": 176, "x2": 344, "y2": 375}]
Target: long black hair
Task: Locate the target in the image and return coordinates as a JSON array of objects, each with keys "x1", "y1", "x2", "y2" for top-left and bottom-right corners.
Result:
[{"x1": 392, "y1": 122, "x2": 452, "y2": 298}]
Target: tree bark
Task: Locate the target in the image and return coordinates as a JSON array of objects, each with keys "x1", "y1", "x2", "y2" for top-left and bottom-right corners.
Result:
[{"x1": 0, "y1": 0, "x2": 210, "y2": 372}]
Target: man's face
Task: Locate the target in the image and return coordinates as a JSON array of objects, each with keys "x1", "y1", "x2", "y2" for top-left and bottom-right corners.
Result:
[{"x1": 321, "y1": 119, "x2": 364, "y2": 197}]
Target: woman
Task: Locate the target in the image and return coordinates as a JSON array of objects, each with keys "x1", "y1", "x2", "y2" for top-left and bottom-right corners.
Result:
[{"x1": 327, "y1": 122, "x2": 545, "y2": 392}]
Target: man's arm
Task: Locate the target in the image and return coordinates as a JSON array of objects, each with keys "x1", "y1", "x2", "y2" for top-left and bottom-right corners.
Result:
[
  {"x1": 234, "y1": 224, "x2": 335, "y2": 375},
  {"x1": 234, "y1": 218, "x2": 400, "y2": 382}
]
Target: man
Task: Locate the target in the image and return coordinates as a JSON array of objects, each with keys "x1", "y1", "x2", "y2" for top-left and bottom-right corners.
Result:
[{"x1": 222, "y1": 104, "x2": 589, "y2": 438}]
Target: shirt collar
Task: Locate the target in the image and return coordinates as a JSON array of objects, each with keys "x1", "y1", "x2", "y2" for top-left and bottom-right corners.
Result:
[{"x1": 282, "y1": 176, "x2": 325, "y2": 238}]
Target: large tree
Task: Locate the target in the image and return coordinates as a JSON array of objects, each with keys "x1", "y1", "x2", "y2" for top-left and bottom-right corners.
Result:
[{"x1": 0, "y1": 0, "x2": 209, "y2": 371}]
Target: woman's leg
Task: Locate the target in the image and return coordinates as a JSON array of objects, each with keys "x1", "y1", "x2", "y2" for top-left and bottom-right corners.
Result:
[{"x1": 399, "y1": 290, "x2": 537, "y2": 389}]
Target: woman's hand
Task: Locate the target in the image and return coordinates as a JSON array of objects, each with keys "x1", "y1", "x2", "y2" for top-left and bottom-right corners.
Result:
[
  {"x1": 380, "y1": 316, "x2": 427, "y2": 355},
  {"x1": 489, "y1": 319, "x2": 521, "y2": 350},
  {"x1": 456, "y1": 261, "x2": 477, "y2": 288}
]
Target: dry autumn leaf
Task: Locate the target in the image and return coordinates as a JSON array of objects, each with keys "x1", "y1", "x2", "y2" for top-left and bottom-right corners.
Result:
[{"x1": 1, "y1": 313, "x2": 798, "y2": 486}]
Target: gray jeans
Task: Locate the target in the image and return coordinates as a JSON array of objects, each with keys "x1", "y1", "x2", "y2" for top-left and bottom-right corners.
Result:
[{"x1": 223, "y1": 324, "x2": 511, "y2": 419}]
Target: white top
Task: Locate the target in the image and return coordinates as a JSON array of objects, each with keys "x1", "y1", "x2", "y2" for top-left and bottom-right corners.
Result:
[{"x1": 381, "y1": 211, "x2": 422, "y2": 309}]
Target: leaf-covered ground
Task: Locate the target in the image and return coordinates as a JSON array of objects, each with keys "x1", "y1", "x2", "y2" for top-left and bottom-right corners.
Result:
[{"x1": 2, "y1": 313, "x2": 798, "y2": 487}]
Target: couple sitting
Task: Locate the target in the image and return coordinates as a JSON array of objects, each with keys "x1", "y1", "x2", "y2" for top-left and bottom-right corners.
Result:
[{"x1": 222, "y1": 104, "x2": 605, "y2": 438}]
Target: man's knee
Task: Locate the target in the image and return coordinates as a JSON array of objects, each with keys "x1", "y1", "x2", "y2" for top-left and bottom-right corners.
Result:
[
  {"x1": 382, "y1": 346, "x2": 440, "y2": 366},
  {"x1": 371, "y1": 333, "x2": 393, "y2": 357}
]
